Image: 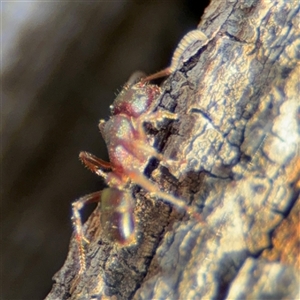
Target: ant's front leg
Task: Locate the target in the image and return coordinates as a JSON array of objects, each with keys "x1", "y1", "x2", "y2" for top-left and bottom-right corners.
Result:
[{"x1": 140, "y1": 109, "x2": 178, "y2": 127}]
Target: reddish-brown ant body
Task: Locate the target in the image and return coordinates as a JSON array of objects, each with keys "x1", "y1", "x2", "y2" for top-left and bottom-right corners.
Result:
[
  {"x1": 72, "y1": 28, "x2": 206, "y2": 274},
  {"x1": 72, "y1": 79, "x2": 191, "y2": 274}
]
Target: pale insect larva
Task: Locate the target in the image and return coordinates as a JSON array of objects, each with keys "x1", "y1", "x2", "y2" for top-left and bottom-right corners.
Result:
[{"x1": 142, "y1": 29, "x2": 208, "y2": 82}]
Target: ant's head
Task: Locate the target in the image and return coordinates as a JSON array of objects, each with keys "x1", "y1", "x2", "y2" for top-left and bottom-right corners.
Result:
[{"x1": 110, "y1": 82, "x2": 160, "y2": 118}]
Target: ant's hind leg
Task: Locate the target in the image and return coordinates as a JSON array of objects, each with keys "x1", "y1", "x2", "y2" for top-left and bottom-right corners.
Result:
[{"x1": 72, "y1": 191, "x2": 103, "y2": 275}]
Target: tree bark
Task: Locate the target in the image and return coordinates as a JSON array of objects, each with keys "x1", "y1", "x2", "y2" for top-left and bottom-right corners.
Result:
[{"x1": 47, "y1": 0, "x2": 300, "y2": 299}]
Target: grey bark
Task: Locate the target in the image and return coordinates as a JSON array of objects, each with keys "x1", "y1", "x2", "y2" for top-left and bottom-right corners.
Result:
[{"x1": 46, "y1": 0, "x2": 300, "y2": 299}]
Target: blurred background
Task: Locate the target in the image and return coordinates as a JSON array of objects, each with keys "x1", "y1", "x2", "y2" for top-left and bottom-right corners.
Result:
[{"x1": 1, "y1": 1, "x2": 209, "y2": 299}]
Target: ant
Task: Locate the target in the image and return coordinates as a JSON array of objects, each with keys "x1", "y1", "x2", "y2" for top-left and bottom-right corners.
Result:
[
  {"x1": 72, "y1": 29, "x2": 206, "y2": 275},
  {"x1": 72, "y1": 78, "x2": 192, "y2": 275}
]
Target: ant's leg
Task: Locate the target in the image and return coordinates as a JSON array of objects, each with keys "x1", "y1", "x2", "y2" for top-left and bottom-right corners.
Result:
[
  {"x1": 130, "y1": 140, "x2": 176, "y2": 169},
  {"x1": 141, "y1": 67, "x2": 172, "y2": 83},
  {"x1": 141, "y1": 110, "x2": 178, "y2": 126},
  {"x1": 131, "y1": 111, "x2": 180, "y2": 168},
  {"x1": 128, "y1": 169, "x2": 197, "y2": 217},
  {"x1": 129, "y1": 169, "x2": 203, "y2": 223},
  {"x1": 131, "y1": 107, "x2": 177, "y2": 143},
  {"x1": 79, "y1": 151, "x2": 111, "y2": 179},
  {"x1": 118, "y1": 132, "x2": 176, "y2": 171},
  {"x1": 142, "y1": 29, "x2": 208, "y2": 82},
  {"x1": 72, "y1": 191, "x2": 103, "y2": 275}
]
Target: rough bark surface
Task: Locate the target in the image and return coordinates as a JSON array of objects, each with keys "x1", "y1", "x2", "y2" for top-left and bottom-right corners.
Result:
[{"x1": 47, "y1": 0, "x2": 300, "y2": 299}]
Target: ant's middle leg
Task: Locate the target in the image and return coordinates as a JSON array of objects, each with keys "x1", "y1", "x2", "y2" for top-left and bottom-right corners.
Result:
[
  {"x1": 127, "y1": 169, "x2": 200, "y2": 220},
  {"x1": 130, "y1": 110, "x2": 181, "y2": 168}
]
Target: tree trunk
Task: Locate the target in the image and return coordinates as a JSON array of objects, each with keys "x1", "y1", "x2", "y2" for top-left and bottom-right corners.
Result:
[{"x1": 47, "y1": 0, "x2": 300, "y2": 299}]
